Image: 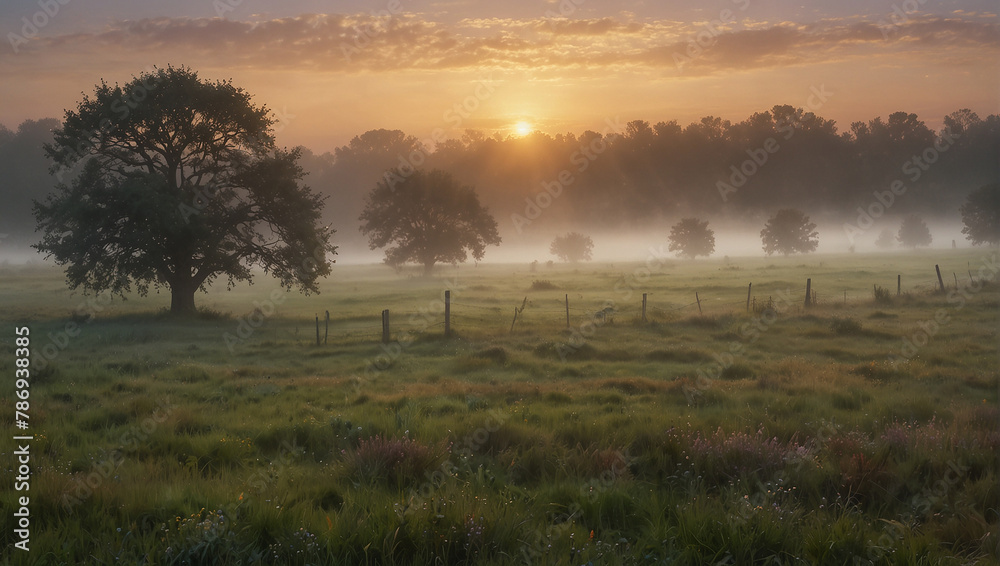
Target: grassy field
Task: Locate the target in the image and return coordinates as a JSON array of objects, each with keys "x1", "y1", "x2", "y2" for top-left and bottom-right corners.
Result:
[{"x1": 1, "y1": 249, "x2": 998, "y2": 565}]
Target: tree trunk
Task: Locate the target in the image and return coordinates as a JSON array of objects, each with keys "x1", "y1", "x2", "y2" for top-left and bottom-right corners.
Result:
[
  {"x1": 170, "y1": 279, "x2": 198, "y2": 314},
  {"x1": 422, "y1": 260, "x2": 435, "y2": 276}
]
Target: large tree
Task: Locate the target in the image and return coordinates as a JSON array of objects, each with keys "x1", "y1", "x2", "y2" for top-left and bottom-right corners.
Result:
[
  {"x1": 960, "y1": 182, "x2": 1000, "y2": 246},
  {"x1": 34, "y1": 66, "x2": 335, "y2": 314},
  {"x1": 359, "y1": 168, "x2": 500, "y2": 274},
  {"x1": 667, "y1": 217, "x2": 715, "y2": 259},
  {"x1": 760, "y1": 208, "x2": 818, "y2": 256},
  {"x1": 897, "y1": 214, "x2": 932, "y2": 248},
  {"x1": 550, "y1": 232, "x2": 594, "y2": 262}
]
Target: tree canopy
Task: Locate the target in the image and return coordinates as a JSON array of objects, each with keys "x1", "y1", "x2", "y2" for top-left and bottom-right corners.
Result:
[
  {"x1": 760, "y1": 209, "x2": 819, "y2": 256},
  {"x1": 359, "y1": 168, "x2": 500, "y2": 274},
  {"x1": 960, "y1": 182, "x2": 1000, "y2": 246},
  {"x1": 897, "y1": 214, "x2": 933, "y2": 248},
  {"x1": 34, "y1": 66, "x2": 335, "y2": 314},
  {"x1": 550, "y1": 232, "x2": 594, "y2": 262},
  {"x1": 668, "y1": 218, "x2": 715, "y2": 259}
]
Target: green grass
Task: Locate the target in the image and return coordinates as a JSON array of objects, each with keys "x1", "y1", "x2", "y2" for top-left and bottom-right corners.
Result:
[{"x1": 1, "y1": 250, "x2": 998, "y2": 565}]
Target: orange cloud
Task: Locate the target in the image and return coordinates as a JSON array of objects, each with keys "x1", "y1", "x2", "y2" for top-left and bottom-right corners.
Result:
[{"x1": 4, "y1": 13, "x2": 995, "y2": 77}]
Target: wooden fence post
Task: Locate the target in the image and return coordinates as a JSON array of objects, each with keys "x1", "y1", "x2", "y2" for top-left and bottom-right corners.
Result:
[
  {"x1": 746, "y1": 283, "x2": 752, "y2": 313},
  {"x1": 444, "y1": 290, "x2": 451, "y2": 338},
  {"x1": 935, "y1": 265, "x2": 945, "y2": 293},
  {"x1": 804, "y1": 278, "x2": 812, "y2": 308},
  {"x1": 381, "y1": 309, "x2": 390, "y2": 344},
  {"x1": 695, "y1": 292, "x2": 702, "y2": 315},
  {"x1": 642, "y1": 293, "x2": 647, "y2": 322},
  {"x1": 897, "y1": 274, "x2": 901, "y2": 296},
  {"x1": 953, "y1": 272, "x2": 958, "y2": 290}
]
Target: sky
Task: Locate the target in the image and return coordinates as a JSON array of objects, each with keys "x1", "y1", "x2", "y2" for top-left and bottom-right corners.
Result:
[{"x1": 0, "y1": 0, "x2": 998, "y2": 153}]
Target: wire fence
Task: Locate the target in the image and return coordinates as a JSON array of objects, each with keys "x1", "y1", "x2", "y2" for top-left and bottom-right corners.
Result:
[{"x1": 297, "y1": 274, "x2": 967, "y2": 345}]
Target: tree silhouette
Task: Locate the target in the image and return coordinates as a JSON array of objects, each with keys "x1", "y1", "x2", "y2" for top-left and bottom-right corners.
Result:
[
  {"x1": 550, "y1": 232, "x2": 594, "y2": 262},
  {"x1": 34, "y1": 66, "x2": 335, "y2": 314},
  {"x1": 760, "y1": 209, "x2": 818, "y2": 256},
  {"x1": 960, "y1": 182, "x2": 1000, "y2": 246},
  {"x1": 897, "y1": 214, "x2": 933, "y2": 248},
  {"x1": 359, "y1": 168, "x2": 500, "y2": 274},
  {"x1": 668, "y1": 218, "x2": 715, "y2": 259}
]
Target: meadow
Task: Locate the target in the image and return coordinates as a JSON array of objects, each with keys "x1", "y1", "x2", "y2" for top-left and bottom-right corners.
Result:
[{"x1": 1, "y1": 249, "x2": 998, "y2": 565}]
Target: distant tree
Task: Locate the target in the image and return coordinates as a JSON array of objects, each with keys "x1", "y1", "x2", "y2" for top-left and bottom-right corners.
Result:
[
  {"x1": 359, "y1": 168, "x2": 500, "y2": 274},
  {"x1": 897, "y1": 214, "x2": 932, "y2": 248},
  {"x1": 0, "y1": 119, "x2": 61, "y2": 247},
  {"x1": 550, "y1": 232, "x2": 594, "y2": 262},
  {"x1": 874, "y1": 228, "x2": 896, "y2": 249},
  {"x1": 33, "y1": 66, "x2": 335, "y2": 314},
  {"x1": 960, "y1": 182, "x2": 1000, "y2": 246},
  {"x1": 760, "y1": 209, "x2": 818, "y2": 256},
  {"x1": 668, "y1": 218, "x2": 715, "y2": 259}
]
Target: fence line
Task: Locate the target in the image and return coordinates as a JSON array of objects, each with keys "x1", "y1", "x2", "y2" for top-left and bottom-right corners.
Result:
[{"x1": 287, "y1": 274, "x2": 961, "y2": 345}]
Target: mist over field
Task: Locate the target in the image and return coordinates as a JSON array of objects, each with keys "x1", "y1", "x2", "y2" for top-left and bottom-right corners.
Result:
[{"x1": 0, "y1": 110, "x2": 995, "y2": 265}]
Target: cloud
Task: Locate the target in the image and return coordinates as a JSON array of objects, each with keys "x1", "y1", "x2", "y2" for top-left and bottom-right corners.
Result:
[{"x1": 3, "y1": 12, "x2": 997, "y2": 77}]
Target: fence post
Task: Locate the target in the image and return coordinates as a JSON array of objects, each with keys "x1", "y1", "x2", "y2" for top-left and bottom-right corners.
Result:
[
  {"x1": 953, "y1": 272, "x2": 958, "y2": 290},
  {"x1": 935, "y1": 264, "x2": 945, "y2": 293},
  {"x1": 444, "y1": 290, "x2": 451, "y2": 338},
  {"x1": 695, "y1": 292, "x2": 702, "y2": 315},
  {"x1": 642, "y1": 293, "x2": 647, "y2": 322},
  {"x1": 804, "y1": 278, "x2": 812, "y2": 308},
  {"x1": 381, "y1": 309, "x2": 390, "y2": 344},
  {"x1": 746, "y1": 283, "x2": 752, "y2": 313},
  {"x1": 897, "y1": 274, "x2": 901, "y2": 296}
]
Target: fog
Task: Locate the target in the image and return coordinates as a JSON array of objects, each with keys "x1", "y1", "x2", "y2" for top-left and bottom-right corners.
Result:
[{"x1": 1, "y1": 106, "x2": 996, "y2": 270}]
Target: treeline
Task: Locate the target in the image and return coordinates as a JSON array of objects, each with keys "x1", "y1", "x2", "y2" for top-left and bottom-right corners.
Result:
[
  {"x1": 1, "y1": 107, "x2": 997, "y2": 250},
  {"x1": 304, "y1": 106, "x2": 999, "y2": 247}
]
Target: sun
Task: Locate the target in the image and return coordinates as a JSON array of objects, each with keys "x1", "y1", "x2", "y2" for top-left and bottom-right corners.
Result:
[{"x1": 514, "y1": 121, "x2": 533, "y2": 136}]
